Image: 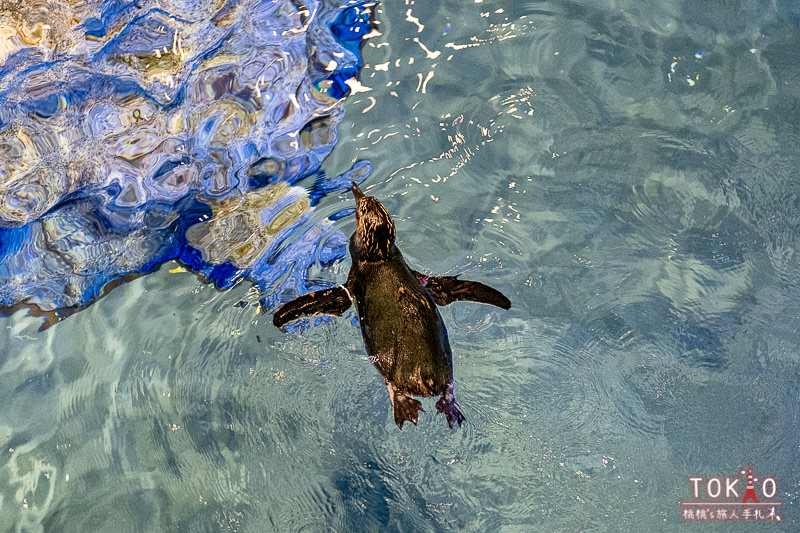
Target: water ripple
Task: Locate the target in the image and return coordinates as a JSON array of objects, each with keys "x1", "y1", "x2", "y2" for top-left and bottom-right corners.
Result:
[{"x1": 0, "y1": 0, "x2": 377, "y2": 328}]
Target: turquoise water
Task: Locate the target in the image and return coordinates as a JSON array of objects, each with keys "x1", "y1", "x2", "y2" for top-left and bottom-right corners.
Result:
[{"x1": 2, "y1": 0, "x2": 800, "y2": 531}]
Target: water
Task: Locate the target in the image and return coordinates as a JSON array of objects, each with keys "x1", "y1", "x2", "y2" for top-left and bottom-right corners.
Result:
[{"x1": 2, "y1": 0, "x2": 799, "y2": 530}]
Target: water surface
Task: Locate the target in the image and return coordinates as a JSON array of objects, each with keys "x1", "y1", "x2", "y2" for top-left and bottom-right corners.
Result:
[{"x1": 2, "y1": 0, "x2": 799, "y2": 531}]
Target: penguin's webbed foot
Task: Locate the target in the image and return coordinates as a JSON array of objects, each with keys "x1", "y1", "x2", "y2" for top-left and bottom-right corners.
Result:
[
  {"x1": 435, "y1": 385, "x2": 464, "y2": 428},
  {"x1": 387, "y1": 383, "x2": 424, "y2": 429},
  {"x1": 393, "y1": 395, "x2": 423, "y2": 429}
]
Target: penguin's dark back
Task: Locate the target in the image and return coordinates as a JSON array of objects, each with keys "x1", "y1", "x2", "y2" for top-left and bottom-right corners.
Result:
[{"x1": 346, "y1": 248, "x2": 452, "y2": 394}]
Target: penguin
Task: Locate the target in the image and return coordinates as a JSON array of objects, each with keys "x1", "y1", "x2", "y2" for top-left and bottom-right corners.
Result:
[{"x1": 273, "y1": 183, "x2": 510, "y2": 428}]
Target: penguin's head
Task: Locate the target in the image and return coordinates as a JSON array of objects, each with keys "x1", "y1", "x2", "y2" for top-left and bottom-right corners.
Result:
[{"x1": 352, "y1": 182, "x2": 395, "y2": 260}]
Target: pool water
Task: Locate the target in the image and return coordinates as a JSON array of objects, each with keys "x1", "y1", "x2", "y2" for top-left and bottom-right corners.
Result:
[{"x1": 2, "y1": 0, "x2": 799, "y2": 531}]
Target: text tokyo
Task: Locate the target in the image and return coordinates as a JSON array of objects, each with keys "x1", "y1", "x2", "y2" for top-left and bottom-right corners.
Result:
[
  {"x1": 688, "y1": 475, "x2": 779, "y2": 500},
  {"x1": 680, "y1": 465, "x2": 783, "y2": 523}
]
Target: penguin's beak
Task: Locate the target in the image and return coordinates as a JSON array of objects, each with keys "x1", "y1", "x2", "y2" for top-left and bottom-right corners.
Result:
[{"x1": 352, "y1": 182, "x2": 366, "y2": 200}]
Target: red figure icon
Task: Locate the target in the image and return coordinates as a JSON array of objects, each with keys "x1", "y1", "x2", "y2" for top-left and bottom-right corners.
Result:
[{"x1": 741, "y1": 464, "x2": 759, "y2": 503}]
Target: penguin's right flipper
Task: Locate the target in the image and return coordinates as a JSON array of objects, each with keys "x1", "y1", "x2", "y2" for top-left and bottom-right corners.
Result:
[
  {"x1": 272, "y1": 286, "x2": 353, "y2": 328},
  {"x1": 414, "y1": 272, "x2": 511, "y2": 310}
]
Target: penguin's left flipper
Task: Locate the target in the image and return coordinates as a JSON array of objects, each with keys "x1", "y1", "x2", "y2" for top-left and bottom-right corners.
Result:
[
  {"x1": 273, "y1": 286, "x2": 353, "y2": 328},
  {"x1": 414, "y1": 272, "x2": 511, "y2": 310}
]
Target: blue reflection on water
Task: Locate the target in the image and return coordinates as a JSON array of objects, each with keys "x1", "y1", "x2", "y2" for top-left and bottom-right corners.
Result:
[{"x1": 0, "y1": 0, "x2": 374, "y2": 328}]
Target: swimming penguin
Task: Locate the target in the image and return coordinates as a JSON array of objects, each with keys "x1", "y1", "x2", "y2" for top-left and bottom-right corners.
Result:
[{"x1": 273, "y1": 183, "x2": 510, "y2": 428}]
